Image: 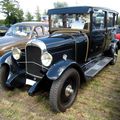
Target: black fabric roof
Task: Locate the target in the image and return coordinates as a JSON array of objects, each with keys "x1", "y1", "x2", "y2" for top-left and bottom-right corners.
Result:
[{"x1": 48, "y1": 6, "x2": 118, "y2": 15}]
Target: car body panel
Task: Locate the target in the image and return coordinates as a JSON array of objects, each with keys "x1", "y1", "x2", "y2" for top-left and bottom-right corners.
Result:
[{"x1": 0, "y1": 6, "x2": 119, "y2": 97}]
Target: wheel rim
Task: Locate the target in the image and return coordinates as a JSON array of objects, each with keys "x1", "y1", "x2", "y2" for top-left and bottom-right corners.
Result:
[
  {"x1": 65, "y1": 85, "x2": 74, "y2": 97},
  {"x1": 60, "y1": 75, "x2": 78, "y2": 107}
]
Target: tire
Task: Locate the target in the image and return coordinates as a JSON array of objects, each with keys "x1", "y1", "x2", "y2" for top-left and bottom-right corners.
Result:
[
  {"x1": 118, "y1": 41, "x2": 120, "y2": 50},
  {"x1": 49, "y1": 68, "x2": 80, "y2": 112},
  {"x1": 110, "y1": 46, "x2": 118, "y2": 65},
  {"x1": 0, "y1": 65, "x2": 13, "y2": 90}
]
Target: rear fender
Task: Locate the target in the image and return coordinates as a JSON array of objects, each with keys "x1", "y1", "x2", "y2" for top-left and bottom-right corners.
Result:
[
  {"x1": 111, "y1": 39, "x2": 119, "y2": 49},
  {"x1": 46, "y1": 60, "x2": 86, "y2": 82}
]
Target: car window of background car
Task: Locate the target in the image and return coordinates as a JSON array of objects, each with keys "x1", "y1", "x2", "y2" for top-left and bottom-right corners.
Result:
[
  {"x1": 35, "y1": 26, "x2": 43, "y2": 36},
  {"x1": 44, "y1": 26, "x2": 49, "y2": 35},
  {"x1": 6, "y1": 25, "x2": 32, "y2": 38}
]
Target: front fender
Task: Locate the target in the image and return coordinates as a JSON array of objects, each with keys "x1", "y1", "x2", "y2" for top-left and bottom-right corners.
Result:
[
  {"x1": 0, "y1": 52, "x2": 26, "y2": 88},
  {"x1": 46, "y1": 59, "x2": 85, "y2": 81},
  {"x1": 0, "y1": 51, "x2": 12, "y2": 67}
]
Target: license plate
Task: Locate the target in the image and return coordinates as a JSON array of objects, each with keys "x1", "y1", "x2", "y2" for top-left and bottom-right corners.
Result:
[{"x1": 26, "y1": 79, "x2": 36, "y2": 86}]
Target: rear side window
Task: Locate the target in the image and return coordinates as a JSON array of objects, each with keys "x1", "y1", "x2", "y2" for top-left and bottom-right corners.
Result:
[
  {"x1": 107, "y1": 12, "x2": 114, "y2": 27},
  {"x1": 93, "y1": 10, "x2": 105, "y2": 30}
]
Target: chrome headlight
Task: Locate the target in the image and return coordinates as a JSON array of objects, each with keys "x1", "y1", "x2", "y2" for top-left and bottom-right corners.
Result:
[
  {"x1": 41, "y1": 52, "x2": 53, "y2": 67},
  {"x1": 12, "y1": 47, "x2": 21, "y2": 60}
]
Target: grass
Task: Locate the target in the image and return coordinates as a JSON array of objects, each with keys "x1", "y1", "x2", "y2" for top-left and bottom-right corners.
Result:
[{"x1": 0, "y1": 52, "x2": 120, "y2": 120}]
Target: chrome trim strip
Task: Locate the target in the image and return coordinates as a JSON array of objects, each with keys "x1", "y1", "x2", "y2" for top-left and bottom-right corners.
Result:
[
  {"x1": 26, "y1": 72, "x2": 43, "y2": 79},
  {"x1": 26, "y1": 39, "x2": 47, "y2": 53},
  {"x1": 83, "y1": 33, "x2": 89, "y2": 62},
  {"x1": 25, "y1": 61, "x2": 48, "y2": 70},
  {"x1": 74, "y1": 37, "x2": 77, "y2": 61}
]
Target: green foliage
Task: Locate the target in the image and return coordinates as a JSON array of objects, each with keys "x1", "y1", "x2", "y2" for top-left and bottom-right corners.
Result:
[
  {"x1": 0, "y1": 19, "x2": 5, "y2": 25},
  {"x1": 35, "y1": 6, "x2": 41, "y2": 21},
  {"x1": 53, "y1": 1, "x2": 68, "y2": 8},
  {"x1": 0, "y1": 0, "x2": 24, "y2": 26},
  {"x1": 43, "y1": 9, "x2": 47, "y2": 15},
  {"x1": 25, "y1": 11, "x2": 33, "y2": 21}
]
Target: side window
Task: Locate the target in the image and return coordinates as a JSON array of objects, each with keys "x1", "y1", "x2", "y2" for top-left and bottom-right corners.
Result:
[
  {"x1": 35, "y1": 26, "x2": 43, "y2": 36},
  {"x1": 93, "y1": 10, "x2": 105, "y2": 30},
  {"x1": 114, "y1": 14, "x2": 118, "y2": 25},
  {"x1": 44, "y1": 26, "x2": 49, "y2": 35},
  {"x1": 107, "y1": 12, "x2": 113, "y2": 27}
]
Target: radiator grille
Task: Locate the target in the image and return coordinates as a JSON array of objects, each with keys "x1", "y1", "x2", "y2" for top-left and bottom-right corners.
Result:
[{"x1": 26, "y1": 46, "x2": 43, "y2": 78}]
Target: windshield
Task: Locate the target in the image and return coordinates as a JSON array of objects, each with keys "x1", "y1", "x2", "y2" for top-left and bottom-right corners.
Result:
[
  {"x1": 6, "y1": 25, "x2": 32, "y2": 38},
  {"x1": 51, "y1": 14, "x2": 90, "y2": 30}
]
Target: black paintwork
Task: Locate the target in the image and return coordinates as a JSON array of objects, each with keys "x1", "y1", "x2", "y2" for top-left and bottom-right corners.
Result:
[
  {"x1": 48, "y1": 6, "x2": 118, "y2": 15},
  {"x1": 0, "y1": 6, "x2": 119, "y2": 96}
]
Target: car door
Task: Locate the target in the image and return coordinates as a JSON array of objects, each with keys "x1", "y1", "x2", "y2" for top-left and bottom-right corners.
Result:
[{"x1": 89, "y1": 9, "x2": 107, "y2": 58}]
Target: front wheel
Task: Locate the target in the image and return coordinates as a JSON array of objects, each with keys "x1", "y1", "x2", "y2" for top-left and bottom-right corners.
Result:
[{"x1": 49, "y1": 68, "x2": 80, "y2": 112}]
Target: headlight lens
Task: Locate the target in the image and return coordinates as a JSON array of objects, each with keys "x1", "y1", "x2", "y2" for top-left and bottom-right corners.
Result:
[
  {"x1": 41, "y1": 52, "x2": 53, "y2": 67},
  {"x1": 12, "y1": 48, "x2": 21, "y2": 60}
]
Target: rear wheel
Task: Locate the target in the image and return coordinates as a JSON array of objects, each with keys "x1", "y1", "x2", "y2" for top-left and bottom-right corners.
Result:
[
  {"x1": 49, "y1": 68, "x2": 80, "y2": 112},
  {"x1": 0, "y1": 65, "x2": 13, "y2": 90}
]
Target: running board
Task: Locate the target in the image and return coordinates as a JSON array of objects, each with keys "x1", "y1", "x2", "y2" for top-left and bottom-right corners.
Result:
[{"x1": 85, "y1": 57, "x2": 112, "y2": 78}]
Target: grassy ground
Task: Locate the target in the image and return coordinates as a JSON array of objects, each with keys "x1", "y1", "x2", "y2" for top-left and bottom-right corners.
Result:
[{"x1": 0, "y1": 52, "x2": 120, "y2": 120}]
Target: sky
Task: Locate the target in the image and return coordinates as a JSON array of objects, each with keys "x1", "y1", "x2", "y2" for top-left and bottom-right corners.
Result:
[{"x1": 0, "y1": 0, "x2": 120, "y2": 19}]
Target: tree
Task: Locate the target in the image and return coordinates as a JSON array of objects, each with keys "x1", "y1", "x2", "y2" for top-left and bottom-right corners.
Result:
[
  {"x1": 53, "y1": 2, "x2": 68, "y2": 8},
  {"x1": 25, "y1": 11, "x2": 33, "y2": 21},
  {"x1": 0, "y1": 0, "x2": 24, "y2": 26},
  {"x1": 0, "y1": 19, "x2": 5, "y2": 25},
  {"x1": 43, "y1": 9, "x2": 47, "y2": 16},
  {"x1": 35, "y1": 6, "x2": 41, "y2": 21}
]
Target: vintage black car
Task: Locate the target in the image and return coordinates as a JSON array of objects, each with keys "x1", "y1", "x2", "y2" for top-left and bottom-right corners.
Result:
[{"x1": 0, "y1": 6, "x2": 119, "y2": 112}]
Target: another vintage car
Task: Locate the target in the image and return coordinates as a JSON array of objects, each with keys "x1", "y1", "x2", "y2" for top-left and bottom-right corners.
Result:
[
  {"x1": 0, "y1": 26, "x2": 9, "y2": 36},
  {"x1": 0, "y1": 22, "x2": 48, "y2": 57},
  {"x1": 0, "y1": 6, "x2": 119, "y2": 112},
  {"x1": 114, "y1": 25, "x2": 120, "y2": 49}
]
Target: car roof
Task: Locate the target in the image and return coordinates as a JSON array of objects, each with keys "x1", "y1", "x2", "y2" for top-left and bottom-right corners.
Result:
[
  {"x1": 48, "y1": 6, "x2": 119, "y2": 15},
  {"x1": 13, "y1": 22, "x2": 48, "y2": 27}
]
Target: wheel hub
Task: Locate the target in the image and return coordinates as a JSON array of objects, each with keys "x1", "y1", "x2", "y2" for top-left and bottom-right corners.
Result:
[{"x1": 65, "y1": 85, "x2": 74, "y2": 97}]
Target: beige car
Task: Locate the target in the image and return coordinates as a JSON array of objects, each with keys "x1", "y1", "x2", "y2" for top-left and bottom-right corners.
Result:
[{"x1": 0, "y1": 22, "x2": 48, "y2": 57}]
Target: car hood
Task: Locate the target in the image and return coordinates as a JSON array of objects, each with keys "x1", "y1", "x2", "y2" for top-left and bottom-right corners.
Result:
[{"x1": 38, "y1": 34, "x2": 74, "y2": 48}]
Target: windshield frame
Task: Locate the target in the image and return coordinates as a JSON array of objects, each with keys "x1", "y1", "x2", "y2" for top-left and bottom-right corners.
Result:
[{"x1": 49, "y1": 13, "x2": 90, "y2": 33}]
